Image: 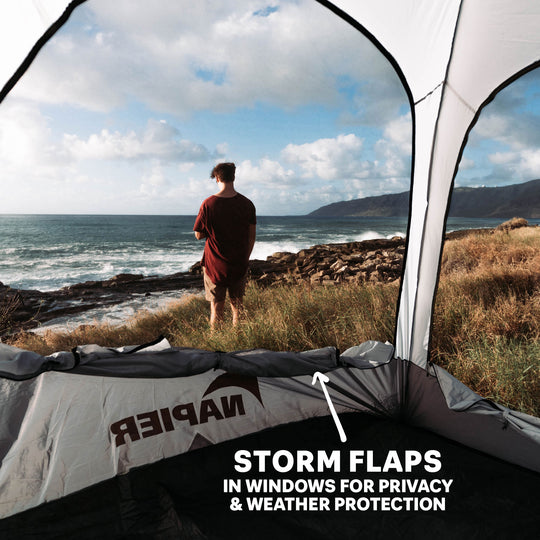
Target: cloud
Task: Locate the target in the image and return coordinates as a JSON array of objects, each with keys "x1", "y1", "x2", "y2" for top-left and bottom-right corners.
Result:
[
  {"x1": 281, "y1": 119, "x2": 412, "y2": 189},
  {"x1": 488, "y1": 148, "x2": 540, "y2": 179},
  {"x1": 373, "y1": 113, "x2": 412, "y2": 181},
  {"x1": 0, "y1": 100, "x2": 224, "y2": 213},
  {"x1": 473, "y1": 111, "x2": 540, "y2": 151},
  {"x1": 282, "y1": 134, "x2": 368, "y2": 180},
  {"x1": 0, "y1": 101, "x2": 72, "y2": 182},
  {"x1": 236, "y1": 158, "x2": 297, "y2": 189},
  {"x1": 139, "y1": 162, "x2": 170, "y2": 197},
  {"x1": 11, "y1": 0, "x2": 403, "y2": 121},
  {"x1": 64, "y1": 119, "x2": 219, "y2": 163}
]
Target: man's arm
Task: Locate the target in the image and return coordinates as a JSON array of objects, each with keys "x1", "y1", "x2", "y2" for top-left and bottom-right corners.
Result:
[
  {"x1": 247, "y1": 224, "x2": 256, "y2": 257},
  {"x1": 194, "y1": 231, "x2": 206, "y2": 240}
]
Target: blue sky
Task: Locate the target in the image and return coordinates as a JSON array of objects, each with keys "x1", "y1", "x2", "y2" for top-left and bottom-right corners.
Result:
[{"x1": 0, "y1": 0, "x2": 538, "y2": 215}]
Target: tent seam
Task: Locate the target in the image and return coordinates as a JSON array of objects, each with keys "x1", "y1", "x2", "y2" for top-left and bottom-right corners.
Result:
[{"x1": 408, "y1": 0, "x2": 465, "y2": 366}]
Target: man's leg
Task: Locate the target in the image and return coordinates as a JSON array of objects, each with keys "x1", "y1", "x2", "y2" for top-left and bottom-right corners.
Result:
[
  {"x1": 229, "y1": 296, "x2": 244, "y2": 326},
  {"x1": 210, "y1": 300, "x2": 225, "y2": 328},
  {"x1": 229, "y1": 273, "x2": 248, "y2": 326},
  {"x1": 203, "y1": 268, "x2": 226, "y2": 328}
]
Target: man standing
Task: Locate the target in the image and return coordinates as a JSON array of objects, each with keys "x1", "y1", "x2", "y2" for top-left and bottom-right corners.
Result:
[{"x1": 193, "y1": 162, "x2": 256, "y2": 328}]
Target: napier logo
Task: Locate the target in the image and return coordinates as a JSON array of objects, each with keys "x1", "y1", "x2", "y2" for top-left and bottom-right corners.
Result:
[{"x1": 110, "y1": 373, "x2": 264, "y2": 447}]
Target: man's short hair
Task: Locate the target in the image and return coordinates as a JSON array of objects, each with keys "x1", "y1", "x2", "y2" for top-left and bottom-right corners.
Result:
[{"x1": 211, "y1": 162, "x2": 236, "y2": 183}]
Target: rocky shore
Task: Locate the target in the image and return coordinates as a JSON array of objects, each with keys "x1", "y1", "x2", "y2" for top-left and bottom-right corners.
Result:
[
  {"x1": 0, "y1": 224, "x2": 513, "y2": 336},
  {"x1": 1, "y1": 236, "x2": 409, "y2": 335}
]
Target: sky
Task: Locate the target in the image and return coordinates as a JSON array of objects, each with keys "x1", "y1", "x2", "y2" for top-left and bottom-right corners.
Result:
[{"x1": 0, "y1": 0, "x2": 539, "y2": 216}]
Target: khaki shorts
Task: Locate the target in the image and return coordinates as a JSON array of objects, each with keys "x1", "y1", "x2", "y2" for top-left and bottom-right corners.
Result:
[{"x1": 203, "y1": 267, "x2": 247, "y2": 303}]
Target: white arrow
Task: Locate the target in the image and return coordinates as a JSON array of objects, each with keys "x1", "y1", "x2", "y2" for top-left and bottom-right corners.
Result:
[{"x1": 312, "y1": 372, "x2": 347, "y2": 443}]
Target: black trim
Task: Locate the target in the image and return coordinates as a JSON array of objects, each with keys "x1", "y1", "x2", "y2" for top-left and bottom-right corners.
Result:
[
  {"x1": 122, "y1": 334, "x2": 166, "y2": 354},
  {"x1": 314, "y1": 0, "x2": 418, "y2": 414},
  {"x1": 0, "y1": 0, "x2": 88, "y2": 104},
  {"x1": 426, "y1": 75, "x2": 540, "y2": 363}
]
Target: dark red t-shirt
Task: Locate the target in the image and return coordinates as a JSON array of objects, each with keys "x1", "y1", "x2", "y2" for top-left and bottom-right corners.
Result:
[{"x1": 193, "y1": 193, "x2": 256, "y2": 286}]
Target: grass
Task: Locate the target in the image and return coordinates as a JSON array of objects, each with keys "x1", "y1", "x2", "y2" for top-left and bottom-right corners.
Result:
[{"x1": 6, "y1": 225, "x2": 540, "y2": 417}]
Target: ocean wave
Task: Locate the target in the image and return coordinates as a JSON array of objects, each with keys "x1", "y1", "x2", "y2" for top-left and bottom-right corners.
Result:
[{"x1": 1, "y1": 229, "x2": 410, "y2": 291}]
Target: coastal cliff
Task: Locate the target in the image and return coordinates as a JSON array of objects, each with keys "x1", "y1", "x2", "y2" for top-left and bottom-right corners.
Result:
[{"x1": 309, "y1": 178, "x2": 540, "y2": 218}]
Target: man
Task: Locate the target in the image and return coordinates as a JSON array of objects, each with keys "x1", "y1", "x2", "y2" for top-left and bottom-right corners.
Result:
[{"x1": 193, "y1": 162, "x2": 256, "y2": 328}]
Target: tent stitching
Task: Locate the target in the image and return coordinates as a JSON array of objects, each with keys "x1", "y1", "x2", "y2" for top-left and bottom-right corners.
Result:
[
  {"x1": 413, "y1": 80, "x2": 444, "y2": 106},
  {"x1": 446, "y1": 81, "x2": 476, "y2": 114}
]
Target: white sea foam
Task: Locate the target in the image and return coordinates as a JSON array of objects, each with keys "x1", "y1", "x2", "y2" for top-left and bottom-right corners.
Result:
[
  {"x1": 33, "y1": 289, "x2": 202, "y2": 334},
  {"x1": 2, "y1": 228, "x2": 410, "y2": 291}
]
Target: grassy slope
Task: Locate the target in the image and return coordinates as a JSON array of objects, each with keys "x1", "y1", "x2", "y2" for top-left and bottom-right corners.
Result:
[{"x1": 8, "y1": 226, "x2": 540, "y2": 416}]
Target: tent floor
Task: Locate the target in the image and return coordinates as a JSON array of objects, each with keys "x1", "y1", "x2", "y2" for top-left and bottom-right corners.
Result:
[{"x1": 1, "y1": 412, "x2": 538, "y2": 539}]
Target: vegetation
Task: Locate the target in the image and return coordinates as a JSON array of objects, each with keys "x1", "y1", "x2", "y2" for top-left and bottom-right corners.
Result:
[
  {"x1": 0, "y1": 292, "x2": 21, "y2": 336},
  {"x1": 7, "y1": 225, "x2": 540, "y2": 417}
]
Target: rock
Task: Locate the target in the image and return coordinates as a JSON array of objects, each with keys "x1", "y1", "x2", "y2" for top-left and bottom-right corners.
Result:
[
  {"x1": 2, "y1": 234, "x2": 410, "y2": 337},
  {"x1": 110, "y1": 273, "x2": 144, "y2": 283}
]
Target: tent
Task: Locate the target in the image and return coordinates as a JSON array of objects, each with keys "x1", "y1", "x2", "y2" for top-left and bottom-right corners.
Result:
[{"x1": 1, "y1": 1, "x2": 539, "y2": 538}]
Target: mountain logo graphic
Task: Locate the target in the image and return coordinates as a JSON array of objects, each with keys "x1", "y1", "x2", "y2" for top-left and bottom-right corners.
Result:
[{"x1": 203, "y1": 373, "x2": 264, "y2": 406}]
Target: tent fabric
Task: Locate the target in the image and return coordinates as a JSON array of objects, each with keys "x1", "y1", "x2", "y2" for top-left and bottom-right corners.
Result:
[
  {"x1": 1, "y1": 413, "x2": 539, "y2": 540},
  {"x1": 0, "y1": 339, "x2": 539, "y2": 522},
  {"x1": 1, "y1": 0, "x2": 540, "y2": 533},
  {"x1": 0, "y1": 339, "x2": 402, "y2": 519},
  {"x1": 325, "y1": 0, "x2": 540, "y2": 367},
  {"x1": 0, "y1": 338, "x2": 354, "y2": 379}
]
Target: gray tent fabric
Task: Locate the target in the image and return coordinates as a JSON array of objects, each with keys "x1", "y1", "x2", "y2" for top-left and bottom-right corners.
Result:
[
  {"x1": 0, "y1": 338, "x2": 538, "y2": 522},
  {"x1": 0, "y1": 339, "x2": 402, "y2": 519},
  {"x1": 0, "y1": 339, "x2": 339, "y2": 379},
  {"x1": 0, "y1": 343, "x2": 54, "y2": 379}
]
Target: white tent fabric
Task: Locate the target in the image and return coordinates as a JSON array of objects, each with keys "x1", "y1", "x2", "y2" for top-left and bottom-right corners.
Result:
[
  {"x1": 327, "y1": 0, "x2": 540, "y2": 367},
  {"x1": 1, "y1": 1, "x2": 539, "y2": 367},
  {"x1": 0, "y1": 0, "x2": 78, "y2": 102}
]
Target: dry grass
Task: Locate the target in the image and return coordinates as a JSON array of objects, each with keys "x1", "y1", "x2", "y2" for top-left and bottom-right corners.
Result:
[
  {"x1": 7, "y1": 226, "x2": 540, "y2": 416},
  {"x1": 431, "y1": 226, "x2": 540, "y2": 415}
]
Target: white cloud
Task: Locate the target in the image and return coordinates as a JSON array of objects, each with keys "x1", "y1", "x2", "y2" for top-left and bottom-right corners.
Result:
[
  {"x1": 458, "y1": 157, "x2": 475, "y2": 171},
  {"x1": 237, "y1": 158, "x2": 296, "y2": 189},
  {"x1": 139, "y1": 162, "x2": 169, "y2": 197},
  {"x1": 63, "y1": 119, "x2": 217, "y2": 162},
  {"x1": 489, "y1": 148, "x2": 540, "y2": 178},
  {"x1": 373, "y1": 113, "x2": 411, "y2": 183},
  {"x1": 0, "y1": 102, "x2": 55, "y2": 168},
  {"x1": 11, "y1": 0, "x2": 402, "y2": 120},
  {"x1": 282, "y1": 134, "x2": 367, "y2": 180}
]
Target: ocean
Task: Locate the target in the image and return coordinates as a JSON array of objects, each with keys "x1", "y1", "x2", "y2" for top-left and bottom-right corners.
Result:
[{"x1": 1, "y1": 214, "x2": 536, "y2": 331}]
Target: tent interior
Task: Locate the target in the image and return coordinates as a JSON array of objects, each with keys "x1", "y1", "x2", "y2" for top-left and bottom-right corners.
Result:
[{"x1": 1, "y1": 1, "x2": 539, "y2": 538}]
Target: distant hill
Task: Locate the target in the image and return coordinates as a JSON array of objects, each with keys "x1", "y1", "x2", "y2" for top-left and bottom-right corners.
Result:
[{"x1": 308, "y1": 178, "x2": 540, "y2": 219}]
